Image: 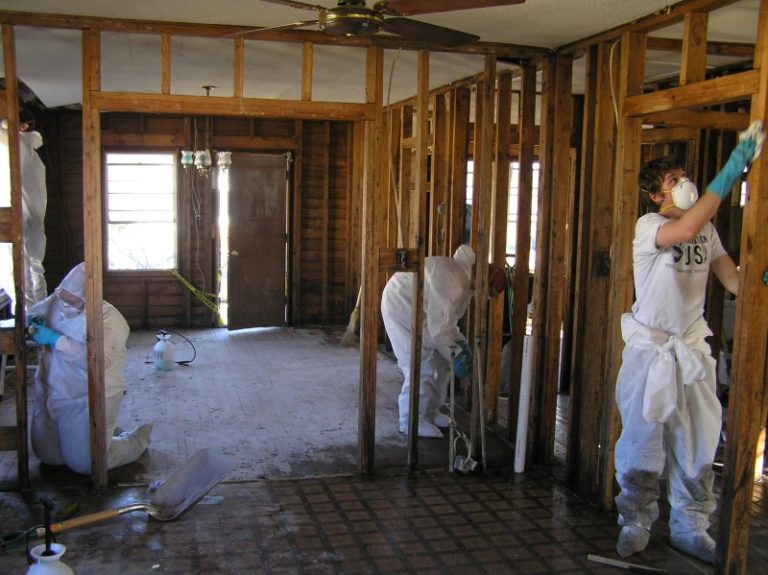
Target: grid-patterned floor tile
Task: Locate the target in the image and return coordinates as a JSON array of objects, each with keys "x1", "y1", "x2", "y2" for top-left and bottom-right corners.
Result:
[{"x1": 1, "y1": 468, "x2": 764, "y2": 574}]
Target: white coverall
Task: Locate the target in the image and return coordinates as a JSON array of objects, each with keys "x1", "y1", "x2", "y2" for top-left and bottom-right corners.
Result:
[
  {"x1": 29, "y1": 263, "x2": 152, "y2": 474},
  {"x1": 0, "y1": 125, "x2": 48, "y2": 309},
  {"x1": 614, "y1": 213, "x2": 725, "y2": 538},
  {"x1": 381, "y1": 245, "x2": 475, "y2": 436}
]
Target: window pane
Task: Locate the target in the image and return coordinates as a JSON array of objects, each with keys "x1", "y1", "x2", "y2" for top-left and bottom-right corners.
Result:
[
  {"x1": 106, "y1": 152, "x2": 176, "y2": 270},
  {"x1": 108, "y1": 223, "x2": 176, "y2": 270}
]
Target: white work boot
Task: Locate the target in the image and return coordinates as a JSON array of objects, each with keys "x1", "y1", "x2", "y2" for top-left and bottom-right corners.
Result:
[
  {"x1": 399, "y1": 419, "x2": 443, "y2": 438},
  {"x1": 670, "y1": 531, "x2": 716, "y2": 564},
  {"x1": 432, "y1": 413, "x2": 450, "y2": 428},
  {"x1": 617, "y1": 526, "x2": 650, "y2": 558}
]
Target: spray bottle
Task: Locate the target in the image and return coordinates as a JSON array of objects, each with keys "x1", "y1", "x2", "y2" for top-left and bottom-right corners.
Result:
[
  {"x1": 153, "y1": 330, "x2": 175, "y2": 371},
  {"x1": 27, "y1": 498, "x2": 75, "y2": 575}
]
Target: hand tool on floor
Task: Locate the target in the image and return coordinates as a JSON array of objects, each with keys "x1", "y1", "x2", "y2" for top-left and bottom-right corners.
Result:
[
  {"x1": 587, "y1": 554, "x2": 666, "y2": 573},
  {"x1": 449, "y1": 345, "x2": 478, "y2": 473},
  {"x1": 34, "y1": 448, "x2": 236, "y2": 536}
]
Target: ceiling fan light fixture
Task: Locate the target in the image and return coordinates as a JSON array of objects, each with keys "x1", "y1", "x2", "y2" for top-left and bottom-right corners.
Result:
[{"x1": 320, "y1": 6, "x2": 383, "y2": 36}]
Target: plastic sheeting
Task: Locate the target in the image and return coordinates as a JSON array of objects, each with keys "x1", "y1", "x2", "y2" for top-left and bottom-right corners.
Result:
[{"x1": 0, "y1": 122, "x2": 48, "y2": 310}]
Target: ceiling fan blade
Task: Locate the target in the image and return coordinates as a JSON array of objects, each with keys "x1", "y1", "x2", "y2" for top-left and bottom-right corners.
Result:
[
  {"x1": 378, "y1": 0, "x2": 524, "y2": 17},
  {"x1": 228, "y1": 20, "x2": 320, "y2": 37},
  {"x1": 381, "y1": 17, "x2": 479, "y2": 47},
  {"x1": 259, "y1": 0, "x2": 325, "y2": 12}
]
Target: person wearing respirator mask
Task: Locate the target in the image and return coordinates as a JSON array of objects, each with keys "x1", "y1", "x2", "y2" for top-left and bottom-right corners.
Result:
[
  {"x1": 612, "y1": 121, "x2": 765, "y2": 564},
  {"x1": 28, "y1": 263, "x2": 153, "y2": 475}
]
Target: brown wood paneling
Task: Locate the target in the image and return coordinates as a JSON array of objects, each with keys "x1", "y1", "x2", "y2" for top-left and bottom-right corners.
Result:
[
  {"x1": 298, "y1": 121, "x2": 352, "y2": 325},
  {"x1": 49, "y1": 111, "x2": 351, "y2": 329}
]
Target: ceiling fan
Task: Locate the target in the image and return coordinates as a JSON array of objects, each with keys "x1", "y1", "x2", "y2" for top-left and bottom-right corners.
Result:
[{"x1": 252, "y1": 0, "x2": 526, "y2": 47}]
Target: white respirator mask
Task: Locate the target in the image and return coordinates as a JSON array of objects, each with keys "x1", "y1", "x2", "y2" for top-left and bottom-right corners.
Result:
[{"x1": 667, "y1": 177, "x2": 699, "y2": 210}]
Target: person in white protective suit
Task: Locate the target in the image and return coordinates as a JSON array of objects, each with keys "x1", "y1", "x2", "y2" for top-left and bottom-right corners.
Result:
[
  {"x1": 0, "y1": 109, "x2": 49, "y2": 309},
  {"x1": 613, "y1": 121, "x2": 764, "y2": 563},
  {"x1": 381, "y1": 245, "x2": 506, "y2": 438},
  {"x1": 28, "y1": 263, "x2": 153, "y2": 475}
]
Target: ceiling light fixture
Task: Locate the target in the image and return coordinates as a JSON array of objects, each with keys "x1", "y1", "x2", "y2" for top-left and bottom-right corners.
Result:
[{"x1": 181, "y1": 85, "x2": 231, "y2": 175}]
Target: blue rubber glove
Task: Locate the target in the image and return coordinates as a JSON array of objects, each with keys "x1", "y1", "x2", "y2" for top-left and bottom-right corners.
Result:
[
  {"x1": 453, "y1": 340, "x2": 472, "y2": 379},
  {"x1": 30, "y1": 323, "x2": 61, "y2": 347},
  {"x1": 707, "y1": 137, "x2": 757, "y2": 199}
]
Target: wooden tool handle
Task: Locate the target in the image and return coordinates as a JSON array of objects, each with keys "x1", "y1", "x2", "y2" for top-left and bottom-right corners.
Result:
[{"x1": 36, "y1": 509, "x2": 121, "y2": 537}]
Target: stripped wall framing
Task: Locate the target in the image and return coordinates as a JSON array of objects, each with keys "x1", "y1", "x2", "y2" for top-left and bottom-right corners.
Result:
[{"x1": 1, "y1": 2, "x2": 768, "y2": 570}]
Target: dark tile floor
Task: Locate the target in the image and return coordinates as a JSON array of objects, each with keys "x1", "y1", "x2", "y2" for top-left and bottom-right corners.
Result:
[{"x1": 3, "y1": 466, "x2": 762, "y2": 574}]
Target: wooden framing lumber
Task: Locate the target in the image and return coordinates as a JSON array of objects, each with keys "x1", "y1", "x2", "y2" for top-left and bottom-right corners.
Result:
[
  {"x1": 358, "y1": 46, "x2": 383, "y2": 476},
  {"x1": 405, "y1": 50, "x2": 430, "y2": 469},
  {"x1": 505, "y1": 60, "x2": 535, "y2": 442},
  {"x1": 529, "y1": 55, "x2": 555, "y2": 466},
  {"x1": 568, "y1": 41, "x2": 618, "y2": 501},
  {"x1": 0, "y1": 9, "x2": 549, "y2": 60},
  {"x1": 0, "y1": 23, "x2": 30, "y2": 488},
  {"x1": 623, "y1": 70, "x2": 759, "y2": 117},
  {"x1": 680, "y1": 12, "x2": 709, "y2": 85},
  {"x1": 92, "y1": 92, "x2": 376, "y2": 121},
  {"x1": 601, "y1": 31, "x2": 646, "y2": 511},
  {"x1": 646, "y1": 36, "x2": 754, "y2": 58},
  {"x1": 469, "y1": 54, "x2": 496, "y2": 456},
  {"x1": 485, "y1": 71, "x2": 513, "y2": 422},
  {"x1": 538, "y1": 54, "x2": 573, "y2": 468},
  {"x1": 448, "y1": 86, "x2": 470, "y2": 255},
  {"x1": 642, "y1": 109, "x2": 749, "y2": 131},
  {"x1": 718, "y1": 2, "x2": 768, "y2": 571},
  {"x1": 82, "y1": 27, "x2": 109, "y2": 487},
  {"x1": 557, "y1": 0, "x2": 745, "y2": 56}
]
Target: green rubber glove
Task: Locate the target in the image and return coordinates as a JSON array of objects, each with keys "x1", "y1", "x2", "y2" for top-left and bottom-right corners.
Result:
[
  {"x1": 31, "y1": 323, "x2": 61, "y2": 347},
  {"x1": 707, "y1": 138, "x2": 757, "y2": 199},
  {"x1": 453, "y1": 340, "x2": 472, "y2": 379}
]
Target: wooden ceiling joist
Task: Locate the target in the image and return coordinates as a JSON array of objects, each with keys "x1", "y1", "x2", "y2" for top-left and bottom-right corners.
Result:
[
  {"x1": 0, "y1": 9, "x2": 548, "y2": 59},
  {"x1": 557, "y1": 0, "x2": 746, "y2": 56}
]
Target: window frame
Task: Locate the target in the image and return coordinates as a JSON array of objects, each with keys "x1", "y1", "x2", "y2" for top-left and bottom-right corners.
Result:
[{"x1": 102, "y1": 148, "x2": 180, "y2": 274}]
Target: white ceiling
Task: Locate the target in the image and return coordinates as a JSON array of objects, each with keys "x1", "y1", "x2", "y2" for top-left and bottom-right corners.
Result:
[{"x1": 0, "y1": 0, "x2": 760, "y2": 109}]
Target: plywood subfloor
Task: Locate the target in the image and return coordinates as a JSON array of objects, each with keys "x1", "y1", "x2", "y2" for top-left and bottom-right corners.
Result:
[{"x1": 0, "y1": 327, "x2": 514, "y2": 490}]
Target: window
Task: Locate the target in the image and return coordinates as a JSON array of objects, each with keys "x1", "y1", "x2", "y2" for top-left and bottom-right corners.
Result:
[
  {"x1": 466, "y1": 160, "x2": 540, "y2": 272},
  {"x1": 105, "y1": 152, "x2": 177, "y2": 270},
  {"x1": 507, "y1": 161, "x2": 540, "y2": 273}
]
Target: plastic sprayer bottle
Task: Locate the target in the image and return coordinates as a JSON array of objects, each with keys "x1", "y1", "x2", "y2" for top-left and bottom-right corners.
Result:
[{"x1": 153, "y1": 330, "x2": 175, "y2": 371}]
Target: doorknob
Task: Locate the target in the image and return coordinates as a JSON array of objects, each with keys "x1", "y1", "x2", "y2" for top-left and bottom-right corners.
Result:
[{"x1": 231, "y1": 250, "x2": 239, "y2": 257}]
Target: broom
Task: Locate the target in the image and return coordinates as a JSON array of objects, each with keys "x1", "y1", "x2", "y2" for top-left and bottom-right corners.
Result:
[{"x1": 340, "y1": 287, "x2": 362, "y2": 347}]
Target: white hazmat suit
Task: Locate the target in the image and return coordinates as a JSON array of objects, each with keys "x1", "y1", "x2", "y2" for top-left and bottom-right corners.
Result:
[
  {"x1": 29, "y1": 263, "x2": 152, "y2": 474},
  {"x1": 381, "y1": 245, "x2": 475, "y2": 438},
  {"x1": 614, "y1": 214, "x2": 726, "y2": 561}
]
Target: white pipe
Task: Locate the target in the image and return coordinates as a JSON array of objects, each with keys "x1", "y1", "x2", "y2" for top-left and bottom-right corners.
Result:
[
  {"x1": 475, "y1": 336, "x2": 487, "y2": 469},
  {"x1": 449, "y1": 345, "x2": 456, "y2": 472},
  {"x1": 514, "y1": 334, "x2": 534, "y2": 473}
]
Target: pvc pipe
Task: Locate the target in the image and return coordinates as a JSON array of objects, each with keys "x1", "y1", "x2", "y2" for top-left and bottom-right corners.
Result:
[{"x1": 514, "y1": 334, "x2": 533, "y2": 473}]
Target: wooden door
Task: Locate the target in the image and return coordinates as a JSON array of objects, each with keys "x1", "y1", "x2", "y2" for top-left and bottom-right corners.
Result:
[{"x1": 227, "y1": 153, "x2": 288, "y2": 329}]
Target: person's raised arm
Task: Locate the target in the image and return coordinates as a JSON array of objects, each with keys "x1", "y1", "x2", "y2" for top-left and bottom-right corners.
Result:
[{"x1": 656, "y1": 122, "x2": 763, "y2": 248}]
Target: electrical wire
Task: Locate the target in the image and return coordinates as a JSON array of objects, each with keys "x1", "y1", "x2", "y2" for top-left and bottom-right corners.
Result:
[
  {"x1": 386, "y1": 48, "x2": 405, "y2": 249},
  {"x1": 609, "y1": 38, "x2": 621, "y2": 129}
]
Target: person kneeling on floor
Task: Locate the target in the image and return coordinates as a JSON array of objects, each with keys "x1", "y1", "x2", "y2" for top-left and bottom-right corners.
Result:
[{"x1": 29, "y1": 262, "x2": 153, "y2": 474}]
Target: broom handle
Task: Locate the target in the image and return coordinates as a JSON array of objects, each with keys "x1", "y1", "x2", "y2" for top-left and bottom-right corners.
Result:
[{"x1": 353, "y1": 286, "x2": 362, "y2": 313}]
